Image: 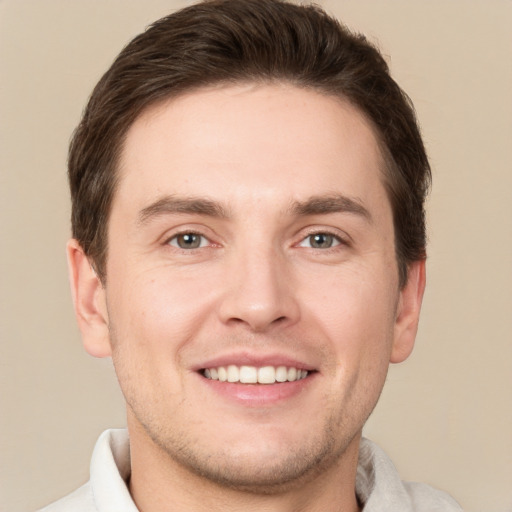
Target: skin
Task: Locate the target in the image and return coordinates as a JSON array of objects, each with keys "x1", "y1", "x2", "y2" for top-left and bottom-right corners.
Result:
[{"x1": 68, "y1": 83, "x2": 425, "y2": 512}]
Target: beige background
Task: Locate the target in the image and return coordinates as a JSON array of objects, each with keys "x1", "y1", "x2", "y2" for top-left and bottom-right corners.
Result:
[{"x1": 1, "y1": 1, "x2": 511, "y2": 511}]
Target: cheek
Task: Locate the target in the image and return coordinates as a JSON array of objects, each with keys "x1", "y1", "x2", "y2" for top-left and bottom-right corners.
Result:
[
  {"x1": 303, "y1": 265, "x2": 398, "y2": 366},
  {"x1": 106, "y1": 266, "x2": 220, "y2": 359},
  {"x1": 105, "y1": 275, "x2": 196, "y2": 410}
]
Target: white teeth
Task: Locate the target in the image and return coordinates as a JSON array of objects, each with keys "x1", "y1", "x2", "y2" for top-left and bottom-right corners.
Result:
[
  {"x1": 202, "y1": 365, "x2": 309, "y2": 384},
  {"x1": 239, "y1": 365, "x2": 258, "y2": 383},
  {"x1": 275, "y1": 366, "x2": 288, "y2": 382},
  {"x1": 258, "y1": 366, "x2": 276, "y2": 384},
  {"x1": 227, "y1": 365, "x2": 239, "y2": 382},
  {"x1": 218, "y1": 366, "x2": 227, "y2": 382}
]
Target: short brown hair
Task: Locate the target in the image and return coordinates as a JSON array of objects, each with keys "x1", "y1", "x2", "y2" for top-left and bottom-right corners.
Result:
[{"x1": 69, "y1": 0, "x2": 430, "y2": 286}]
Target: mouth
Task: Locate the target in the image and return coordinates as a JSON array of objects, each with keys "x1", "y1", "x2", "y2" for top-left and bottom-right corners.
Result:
[
  {"x1": 195, "y1": 354, "x2": 318, "y2": 404},
  {"x1": 201, "y1": 365, "x2": 311, "y2": 384}
]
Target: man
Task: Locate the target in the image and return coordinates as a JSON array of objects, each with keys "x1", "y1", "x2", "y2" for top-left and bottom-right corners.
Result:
[{"x1": 41, "y1": 0, "x2": 462, "y2": 510}]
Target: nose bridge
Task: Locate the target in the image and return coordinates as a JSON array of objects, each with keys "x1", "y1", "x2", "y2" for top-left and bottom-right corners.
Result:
[{"x1": 219, "y1": 235, "x2": 299, "y2": 331}]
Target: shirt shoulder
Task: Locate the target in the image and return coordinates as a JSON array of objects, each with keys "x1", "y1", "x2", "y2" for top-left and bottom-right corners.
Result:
[
  {"x1": 403, "y1": 481, "x2": 463, "y2": 511},
  {"x1": 37, "y1": 483, "x2": 96, "y2": 512},
  {"x1": 357, "y1": 438, "x2": 463, "y2": 511},
  {"x1": 36, "y1": 429, "x2": 133, "y2": 512}
]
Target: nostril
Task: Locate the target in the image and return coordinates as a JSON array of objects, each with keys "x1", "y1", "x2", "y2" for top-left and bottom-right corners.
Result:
[{"x1": 219, "y1": 282, "x2": 301, "y2": 331}]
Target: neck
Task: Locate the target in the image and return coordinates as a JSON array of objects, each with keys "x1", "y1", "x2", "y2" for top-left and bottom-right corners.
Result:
[{"x1": 127, "y1": 419, "x2": 362, "y2": 512}]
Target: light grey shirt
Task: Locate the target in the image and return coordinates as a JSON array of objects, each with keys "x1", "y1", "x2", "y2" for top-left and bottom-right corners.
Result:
[{"x1": 39, "y1": 429, "x2": 463, "y2": 511}]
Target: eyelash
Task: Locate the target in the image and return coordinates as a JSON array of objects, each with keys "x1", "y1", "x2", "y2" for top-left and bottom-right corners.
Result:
[
  {"x1": 166, "y1": 231, "x2": 212, "y2": 250},
  {"x1": 296, "y1": 228, "x2": 350, "y2": 252},
  {"x1": 298, "y1": 231, "x2": 343, "y2": 249},
  {"x1": 164, "y1": 229, "x2": 348, "y2": 252}
]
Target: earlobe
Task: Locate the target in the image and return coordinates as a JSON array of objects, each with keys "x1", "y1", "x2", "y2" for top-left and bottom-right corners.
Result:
[
  {"x1": 67, "y1": 239, "x2": 112, "y2": 358},
  {"x1": 390, "y1": 260, "x2": 426, "y2": 364}
]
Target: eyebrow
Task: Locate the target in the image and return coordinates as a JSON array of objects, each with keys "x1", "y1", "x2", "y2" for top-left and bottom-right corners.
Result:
[
  {"x1": 137, "y1": 195, "x2": 229, "y2": 225},
  {"x1": 137, "y1": 193, "x2": 371, "y2": 226},
  {"x1": 289, "y1": 194, "x2": 372, "y2": 223}
]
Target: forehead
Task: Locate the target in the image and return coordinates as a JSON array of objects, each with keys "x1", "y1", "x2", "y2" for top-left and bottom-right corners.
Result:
[{"x1": 115, "y1": 83, "x2": 388, "y2": 216}]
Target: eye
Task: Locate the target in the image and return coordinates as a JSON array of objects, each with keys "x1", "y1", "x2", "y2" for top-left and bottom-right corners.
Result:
[
  {"x1": 168, "y1": 232, "x2": 209, "y2": 249},
  {"x1": 299, "y1": 233, "x2": 341, "y2": 249}
]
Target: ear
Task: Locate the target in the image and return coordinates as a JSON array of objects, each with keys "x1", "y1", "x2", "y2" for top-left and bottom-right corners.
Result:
[
  {"x1": 390, "y1": 260, "x2": 426, "y2": 364},
  {"x1": 67, "y1": 239, "x2": 112, "y2": 358}
]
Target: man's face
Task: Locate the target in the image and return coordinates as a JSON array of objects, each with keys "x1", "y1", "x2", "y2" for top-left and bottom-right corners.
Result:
[{"x1": 80, "y1": 83, "x2": 423, "y2": 490}]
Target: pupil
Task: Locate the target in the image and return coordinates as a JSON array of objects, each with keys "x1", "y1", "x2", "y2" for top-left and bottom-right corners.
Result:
[
  {"x1": 312, "y1": 234, "x2": 332, "y2": 248},
  {"x1": 179, "y1": 233, "x2": 200, "y2": 248}
]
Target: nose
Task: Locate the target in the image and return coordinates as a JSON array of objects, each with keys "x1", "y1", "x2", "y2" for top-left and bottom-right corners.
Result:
[{"x1": 218, "y1": 245, "x2": 300, "y2": 333}]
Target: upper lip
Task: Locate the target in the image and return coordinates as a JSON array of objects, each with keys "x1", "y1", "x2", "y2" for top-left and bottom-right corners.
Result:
[{"x1": 193, "y1": 351, "x2": 317, "y2": 372}]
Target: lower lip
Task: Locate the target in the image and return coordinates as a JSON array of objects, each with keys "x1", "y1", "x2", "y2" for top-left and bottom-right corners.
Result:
[{"x1": 200, "y1": 374, "x2": 316, "y2": 406}]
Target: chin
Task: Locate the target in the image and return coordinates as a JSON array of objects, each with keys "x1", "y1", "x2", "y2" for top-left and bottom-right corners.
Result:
[
  {"x1": 141, "y1": 412, "x2": 357, "y2": 494},
  {"x1": 171, "y1": 443, "x2": 341, "y2": 494}
]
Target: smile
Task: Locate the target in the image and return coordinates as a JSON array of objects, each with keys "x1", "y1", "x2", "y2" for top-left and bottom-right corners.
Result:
[{"x1": 202, "y1": 365, "x2": 309, "y2": 384}]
